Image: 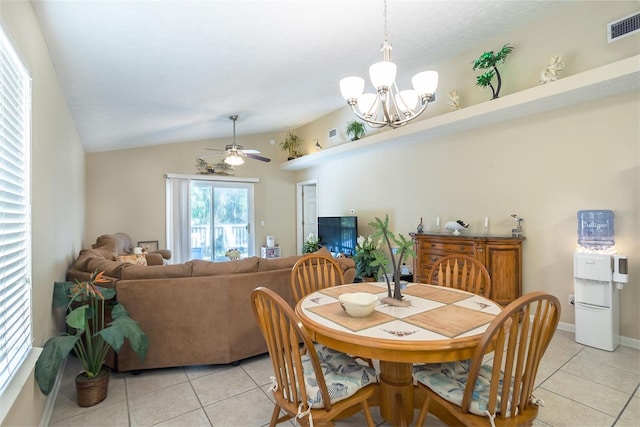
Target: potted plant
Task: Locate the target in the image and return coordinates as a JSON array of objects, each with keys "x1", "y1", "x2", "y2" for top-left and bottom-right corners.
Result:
[
  {"x1": 280, "y1": 131, "x2": 302, "y2": 160},
  {"x1": 353, "y1": 235, "x2": 381, "y2": 281},
  {"x1": 302, "y1": 232, "x2": 320, "y2": 253},
  {"x1": 369, "y1": 214, "x2": 415, "y2": 306},
  {"x1": 35, "y1": 270, "x2": 148, "y2": 406},
  {"x1": 472, "y1": 43, "x2": 514, "y2": 99},
  {"x1": 345, "y1": 120, "x2": 366, "y2": 141}
]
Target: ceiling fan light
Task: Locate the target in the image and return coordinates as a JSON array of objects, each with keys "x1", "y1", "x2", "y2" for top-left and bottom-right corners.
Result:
[
  {"x1": 395, "y1": 90, "x2": 419, "y2": 112},
  {"x1": 369, "y1": 61, "x2": 397, "y2": 89},
  {"x1": 340, "y1": 76, "x2": 365, "y2": 100},
  {"x1": 224, "y1": 154, "x2": 244, "y2": 166},
  {"x1": 412, "y1": 70, "x2": 439, "y2": 96}
]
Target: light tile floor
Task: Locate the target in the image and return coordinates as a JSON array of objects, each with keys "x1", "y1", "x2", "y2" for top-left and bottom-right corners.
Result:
[{"x1": 48, "y1": 330, "x2": 639, "y2": 426}]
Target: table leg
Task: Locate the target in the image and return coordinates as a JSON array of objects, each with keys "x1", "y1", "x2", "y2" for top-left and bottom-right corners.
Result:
[{"x1": 379, "y1": 361, "x2": 414, "y2": 426}]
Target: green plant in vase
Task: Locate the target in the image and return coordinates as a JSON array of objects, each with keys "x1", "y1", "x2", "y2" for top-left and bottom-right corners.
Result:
[
  {"x1": 353, "y1": 235, "x2": 382, "y2": 280},
  {"x1": 35, "y1": 270, "x2": 148, "y2": 404},
  {"x1": 303, "y1": 232, "x2": 320, "y2": 253},
  {"x1": 472, "y1": 43, "x2": 514, "y2": 99},
  {"x1": 369, "y1": 214, "x2": 415, "y2": 306},
  {"x1": 346, "y1": 120, "x2": 366, "y2": 141}
]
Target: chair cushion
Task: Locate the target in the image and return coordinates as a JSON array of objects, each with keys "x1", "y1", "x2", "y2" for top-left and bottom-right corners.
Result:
[
  {"x1": 301, "y1": 344, "x2": 377, "y2": 409},
  {"x1": 414, "y1": 360, "x2": 511, "y2": 417}
]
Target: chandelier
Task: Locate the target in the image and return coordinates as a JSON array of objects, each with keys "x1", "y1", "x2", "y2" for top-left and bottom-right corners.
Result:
[{"x1": 339, "y1": 0, "x2": 438, "y2": 129}]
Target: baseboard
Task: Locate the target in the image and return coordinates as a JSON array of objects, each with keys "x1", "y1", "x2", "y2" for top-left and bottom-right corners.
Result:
[
  {"x1": 38, "y1": 357, "x2": 68, "y2": 427},
  {"x1": 557, "y1": 321, "x2": 640, "y2": 350}
]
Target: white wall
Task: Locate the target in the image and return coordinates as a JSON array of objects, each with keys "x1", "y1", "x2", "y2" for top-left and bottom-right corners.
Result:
[{"x1": 0, "y1": 1, "x2": 85, "y2": 425}]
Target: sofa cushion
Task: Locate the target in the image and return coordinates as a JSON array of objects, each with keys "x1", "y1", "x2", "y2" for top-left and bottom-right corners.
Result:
[
  {"x1": 257, "y1": 256, "x2": 300, "y2": 272},
  {"x1": 191, "y1": 257, "x2": 259, "y2": 277},
  {"x1": 72, "y1": 246, "x2": 117, "y2": 270},
  {"x1": 120, "y1": 262, "x2": 194, "y2": 280},
  {"x1": 86, "y1": 258, "x2": 129, "y2": 279},
  {"x1": 116, "y1": 254, "x2": 148, "y2": 265}
]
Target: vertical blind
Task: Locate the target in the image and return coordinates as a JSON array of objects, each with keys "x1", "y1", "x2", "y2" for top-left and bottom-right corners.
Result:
[{"x1": 0, "y1": 25, "x2": 32, "y2": 397}]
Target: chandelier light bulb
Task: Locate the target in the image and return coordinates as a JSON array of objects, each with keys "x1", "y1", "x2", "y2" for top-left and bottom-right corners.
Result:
[
  {"x1": 357, "y1": 93, "x2": 378, "y2": 117},
  {"x1": 395, "y1": 89, "x2": 419, "y2": 113},
  {"x1": 340, "y1": 76, "x2": 365, "y2": 100},
  {"x1": 369, "y1": 61, "x2": 397, "y2": 89},
  {"x1": 412, "y1": 70, "x2": 439, "y2": 97}
]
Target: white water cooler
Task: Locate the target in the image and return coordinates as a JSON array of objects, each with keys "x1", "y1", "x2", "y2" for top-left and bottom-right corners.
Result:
[{"x1": 574, "y1": 252, "x2": 628, "y2": 351}]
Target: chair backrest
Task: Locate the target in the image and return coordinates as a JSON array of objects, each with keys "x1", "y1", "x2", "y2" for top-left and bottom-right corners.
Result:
[
  {"x1": 461, "y1": 291, "x2": 561, "y2": 421},
  {"x1": 428, "y1": 254, "x2": 492, "y2": 298},
  {"x1": 250, "y1": 287, "x2": 333, "y2": 413},
  {"x1": 291, "y1": 253, "x2": 345, "y2": 302}
]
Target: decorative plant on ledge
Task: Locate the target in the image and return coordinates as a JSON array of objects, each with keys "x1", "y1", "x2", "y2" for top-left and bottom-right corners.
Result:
[
  {"x1": 280, "y1": 131, "x2": 303, "y2": 160},
  {"x1": 369, "y1": 214, "x2": 415, "y2": 306},
  {"x1": 303, "y1": 232, "x2": 320, "y2": 253},
  {"x1": 346, "y1": 120, "x2": 366, "y2": 141},
  {"x1": 472, "y1": 43, "x2": 514, "y2": 99},
  {"x1": 35, "y1": 270, "x2": 148, "y2": 404}
]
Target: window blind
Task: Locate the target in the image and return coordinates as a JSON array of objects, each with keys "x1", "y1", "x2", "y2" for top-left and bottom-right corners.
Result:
[{"x1": 0, "y1": 25, "x2": 32, "y2": 398}]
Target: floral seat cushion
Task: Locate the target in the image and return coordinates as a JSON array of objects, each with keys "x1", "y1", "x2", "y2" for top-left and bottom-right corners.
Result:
[
  {"x1": 414, "y1": 359, "x2": 513, "y2": 417},
  {"x1": 301, "y1": 343, "x2": 377, "y2": 408}
]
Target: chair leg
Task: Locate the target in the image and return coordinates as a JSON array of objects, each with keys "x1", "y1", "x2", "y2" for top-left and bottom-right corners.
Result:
[
  {"x1": 269, "y1": 404, "x2": 281, "y2": 427},
  {"x1": 415, "y1": 394, "x2": 432, "y2": 427},
  {"x1": 361, "y1": 400, "x2": 375, "y2": 427}
]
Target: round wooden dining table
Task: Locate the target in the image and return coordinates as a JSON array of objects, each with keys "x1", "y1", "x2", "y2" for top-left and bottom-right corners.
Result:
[{"x1": 295, "y1": 282, "x2": 502, "y2": 426}]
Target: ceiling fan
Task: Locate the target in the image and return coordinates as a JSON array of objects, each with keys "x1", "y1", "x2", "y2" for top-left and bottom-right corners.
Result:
[{"x1": 199, "y1": 115, "x2": 271, "y2": 166}]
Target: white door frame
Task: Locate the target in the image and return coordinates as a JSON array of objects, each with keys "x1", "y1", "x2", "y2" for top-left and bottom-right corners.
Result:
[{"x1": 296, "y1": 179, "x2": 319, "y2": 254}]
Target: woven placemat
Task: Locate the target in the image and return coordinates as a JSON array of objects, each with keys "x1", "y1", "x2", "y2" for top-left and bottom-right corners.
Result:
[
  {"x1": 403, "y1": 285, "x2": 471, "y2": 304},
  {"x1": 307, "y1": 302, "x2": 394, "y2": 332},
  {"x1": 319, "y1": 283, "x2": 386, "y2": 299},
  {"x1": 404, "y1": 304, "x2": 496, "y2": 338}
]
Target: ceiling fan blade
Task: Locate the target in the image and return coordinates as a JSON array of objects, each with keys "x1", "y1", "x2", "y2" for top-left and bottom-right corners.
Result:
[
  {"x1": 240, "y1": 149, "x2": 261, "y2": 154},
  {"x1": 204, "y1": 148, "x2": 227, "y2": 152},
  {"x1": 198, "y1": 153, "x2": 226, "y2": 159},
  {"x1": 245, "y1": 153, "x2": 271, "y2": 162}
]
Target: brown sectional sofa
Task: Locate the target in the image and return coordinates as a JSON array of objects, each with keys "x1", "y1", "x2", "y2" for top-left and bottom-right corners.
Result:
[{"x1": 66, "y1": 247, "x2": 355, "y2": 372}]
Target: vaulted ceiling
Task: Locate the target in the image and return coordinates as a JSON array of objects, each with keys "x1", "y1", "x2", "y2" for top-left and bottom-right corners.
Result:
[{"x1": 31, "y1": 0, "x2": 563, "y2": 152}]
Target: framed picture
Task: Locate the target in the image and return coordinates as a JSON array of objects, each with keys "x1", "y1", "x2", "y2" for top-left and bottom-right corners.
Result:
[{"x1": 137, "y1": 240, "x2": 159, "y2": 252}]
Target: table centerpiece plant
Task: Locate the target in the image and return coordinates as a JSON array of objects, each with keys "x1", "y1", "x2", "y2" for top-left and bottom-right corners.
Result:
[
  {"x1": 353, "y1": 235, "x2": 382, "y2": 281},
  {"x1": 35, "y1": 270, "x2": 149, "y2": 406},
  {"x1": 369, "y1": 214, "x2": 415, "y2": 306}
]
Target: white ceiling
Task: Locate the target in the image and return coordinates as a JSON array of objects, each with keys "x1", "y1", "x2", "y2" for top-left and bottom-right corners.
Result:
[{"x1": 31, "y1": 0, "x2": 563, "y2": 153}]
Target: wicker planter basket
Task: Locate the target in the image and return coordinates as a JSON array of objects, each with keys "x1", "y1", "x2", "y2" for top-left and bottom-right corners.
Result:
[{"x1": 75, "y1": 368, "x2": 110, "y2": 407}]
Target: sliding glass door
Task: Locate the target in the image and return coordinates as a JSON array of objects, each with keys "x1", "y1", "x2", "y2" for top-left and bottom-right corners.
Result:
[{"x1": 190, "y1": 180, "x2": 254, "y2": 261}]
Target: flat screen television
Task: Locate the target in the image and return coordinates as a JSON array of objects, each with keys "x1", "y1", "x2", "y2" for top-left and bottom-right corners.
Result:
[{"x1": 317, "y1": 216, "x2": 358, "y2": 257}]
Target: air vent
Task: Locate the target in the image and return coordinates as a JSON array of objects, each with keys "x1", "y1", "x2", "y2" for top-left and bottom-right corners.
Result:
[{"x1": 608, "y1": 12, "x2": 640, "y2": 43}]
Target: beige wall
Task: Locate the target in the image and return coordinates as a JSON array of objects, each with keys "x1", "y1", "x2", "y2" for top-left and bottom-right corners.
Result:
[
  {"x1": 296, "y1": 1, "x2": 640, "y2": 340},
  {"x1": 85, "y1": 131, "x2": 299, "y2": 256},
  {"x1": 0, "y1": 0, "x2": 86, "y2": 425}
]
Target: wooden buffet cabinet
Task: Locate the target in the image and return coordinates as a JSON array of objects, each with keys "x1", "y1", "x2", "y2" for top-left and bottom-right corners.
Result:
[{"x1": 411, "y1": 233, "x2": 525, "y2": 306}]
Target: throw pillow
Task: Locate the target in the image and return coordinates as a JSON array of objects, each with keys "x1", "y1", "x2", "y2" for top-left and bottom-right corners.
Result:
[{"x1": 116, "y1": 254, "x2": 148, "y2": 266}]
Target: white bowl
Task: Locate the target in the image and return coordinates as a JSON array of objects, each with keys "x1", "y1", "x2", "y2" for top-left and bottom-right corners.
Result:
[{"x1": 339, "y1": 293, "x2": 378, "y2": 318}]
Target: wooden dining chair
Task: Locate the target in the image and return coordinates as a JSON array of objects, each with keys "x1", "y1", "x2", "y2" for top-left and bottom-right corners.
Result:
[
  {"x1": 251, "y1": 287, "x2": 377, "y2": 427},
  {"x1": 414, "y1": 291, "x2": 561, "y2": 427},
  {"x1": 428, "y1": 254, "x2": 492, "y2": 298},
  {"x1": 290, "y1": 253, "x2": 345, "y2": 303}
]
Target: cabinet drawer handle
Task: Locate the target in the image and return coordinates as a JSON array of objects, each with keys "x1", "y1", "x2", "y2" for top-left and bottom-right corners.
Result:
[{"x1": 459, "y1": 245, "x2": 466, "y2": 250}]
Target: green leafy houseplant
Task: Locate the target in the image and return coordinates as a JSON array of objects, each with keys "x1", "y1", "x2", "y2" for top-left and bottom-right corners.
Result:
[
  {"x1": 280, "y1": 131, "x2": 303, "y2": 160},
  {"x1": 303, "y1": 232, "x2": 320, "y2": 253},
  {"x1": 353, "y1": 235, "x2": 382, "y2": 279},
  {"x1": 472, "y1": 43, "x2": 514, "y2": 99},
  {"x1": 346, "y1": 120, "x2": 366, "y2": 141},
  {"x1": 35, "y1": 270, "x2": 149, "y2": 396},
  {"x1": 369, "y1": 215, "x2": 415, "y2": 305}
]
